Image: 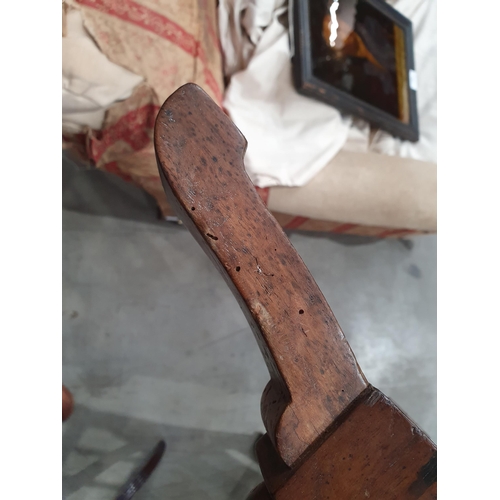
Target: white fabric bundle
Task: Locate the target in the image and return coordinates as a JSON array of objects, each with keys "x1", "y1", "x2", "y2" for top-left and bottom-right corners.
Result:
[{"x1": 219, "y1": 0, "x2": 436, "y2": 187}]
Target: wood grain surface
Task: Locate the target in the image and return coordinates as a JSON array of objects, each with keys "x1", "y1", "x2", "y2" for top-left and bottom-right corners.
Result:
[
  {"x1": 154, "y1": 83, "x2": 436, "y2": 498},
  {"x1": 154, "y1": 83, "x2": 367, "y2": 467},
  {"x1": 256, "y1": 387, "x2": 436, "y2": 499}
]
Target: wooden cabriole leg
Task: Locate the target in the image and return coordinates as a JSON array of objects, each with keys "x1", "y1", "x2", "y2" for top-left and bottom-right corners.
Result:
[{"x1": 154, "y1": 84, "x2": 436, "y2": 499}]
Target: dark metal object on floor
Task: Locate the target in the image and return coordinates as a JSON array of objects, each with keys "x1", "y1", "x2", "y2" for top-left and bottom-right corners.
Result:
[{"x1": 114, "y1": 440, "x2": 166, "y2": 500}]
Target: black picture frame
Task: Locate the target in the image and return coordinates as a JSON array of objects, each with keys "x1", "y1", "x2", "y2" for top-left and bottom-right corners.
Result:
[{"x1": 290, "y1": 0, "x2": 419, "y2": 142}]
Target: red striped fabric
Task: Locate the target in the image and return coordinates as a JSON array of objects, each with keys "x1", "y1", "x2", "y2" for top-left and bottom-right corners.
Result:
[
  {"x1": 332, "y1": 223, "x2": 357, "y2": 234},
  {"x1": 75, "y1": 0, "x2": 222, "y2": 104},
  {"x1": 255, "y1": 187, "x2": 270, "y2": 205},
  {"x1": 103, "y1": 161, "x2": 132, "y2": 182},
  {"x1": 284, "y1": 216, "x2": 309, "y2": 230},
  {"x1": 76, "y1": 0, "x2": 197, "y2": 54},
  {"x1": 199, "y1": 0, "x2": 221, "y2": 50},
  {"x1": 88, "y1": 104, "x2": 159, "y2": 163}
]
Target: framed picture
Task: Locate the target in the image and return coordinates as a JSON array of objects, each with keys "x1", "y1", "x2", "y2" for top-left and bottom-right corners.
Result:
[{"x1": 290, "y1": 0, "x2": 419, "y2": 142}]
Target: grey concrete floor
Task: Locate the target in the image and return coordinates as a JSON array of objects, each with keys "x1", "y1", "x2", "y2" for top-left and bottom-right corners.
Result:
[{"x1": 62, "y1": 157, "x2": 436, "y2": 499}]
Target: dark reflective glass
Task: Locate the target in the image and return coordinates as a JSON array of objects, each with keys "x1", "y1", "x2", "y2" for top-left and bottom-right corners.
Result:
[{"x1": 309, "y1": 0, "x2": 410, "y2": 123}]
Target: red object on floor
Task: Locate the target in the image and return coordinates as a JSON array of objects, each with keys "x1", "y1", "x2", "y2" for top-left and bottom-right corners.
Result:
[{"x1": 62, "y1": 385, "x2": 74, "y2": 422}]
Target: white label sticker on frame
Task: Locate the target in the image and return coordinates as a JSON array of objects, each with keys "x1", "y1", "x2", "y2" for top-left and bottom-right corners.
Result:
[{"x1": 409, "y1": 69, "x2": 418, "y2": 91}]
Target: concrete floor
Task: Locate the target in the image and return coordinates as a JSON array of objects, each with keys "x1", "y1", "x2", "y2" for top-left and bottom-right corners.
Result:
[{"x1": 62, "y1": 157, "x2": 436, "y2": 499}]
